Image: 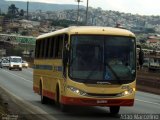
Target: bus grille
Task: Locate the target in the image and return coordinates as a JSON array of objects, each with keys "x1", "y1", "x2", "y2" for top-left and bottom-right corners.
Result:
[{"x1": 86, "y1": 93, "x2": 120, "y2": 98}]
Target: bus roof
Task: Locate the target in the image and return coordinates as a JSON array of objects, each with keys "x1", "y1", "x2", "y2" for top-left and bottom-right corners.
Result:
[{"x1": 37, "y1": 26, "x2": 135, "y2": 40}]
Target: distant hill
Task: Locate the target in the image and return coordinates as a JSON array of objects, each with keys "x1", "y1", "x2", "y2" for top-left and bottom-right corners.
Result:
[{"x1": 0, "y1": 0, "x2": 85, "y2": 13}]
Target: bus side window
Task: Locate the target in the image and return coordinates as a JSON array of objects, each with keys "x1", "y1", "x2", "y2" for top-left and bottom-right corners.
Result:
[
  {"x1": 55, "y1": 35, "x2": 63, "y2": 59},
  {"x1": 44, "y1": 38, "x2": 50, "y2": 58},
  {"x1": 48, "y1": 37, "x2": 52, "y2": 59},
  {"x1": 50, "y1": 37, "x2": 55, "y2": 58},
  {"x1": 39, "y1": 40, "x2": 44, "y2": 58},
  {"x1": 35, "y1": 40, "x2": 41, "y2": 58}
]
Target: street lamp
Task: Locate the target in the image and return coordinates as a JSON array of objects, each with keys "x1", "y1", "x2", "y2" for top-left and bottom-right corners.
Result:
[
  {"x1": 75, "y1": 0, "x2": 83, "y2": 25},
  {"x1": 85, "y1": 0, "x2": 89, "y2": 25},
  {"x1": 27, "y1": 1, "x2": 29, "y2": 20}
]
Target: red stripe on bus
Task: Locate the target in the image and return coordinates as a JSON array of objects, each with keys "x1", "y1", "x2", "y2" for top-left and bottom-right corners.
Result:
[
  {"x1": 33, "y1": 87, "x2": 134, "y2": 106},
  {"x1": 43, "y1": 89, "x2": 55, "y2": 100},
  {"x1": 61, "y1": 96, "x2": 134, "y2": 106},
  {"x1": 33, "y1": 86, "x2": 55, "y2": 100}
]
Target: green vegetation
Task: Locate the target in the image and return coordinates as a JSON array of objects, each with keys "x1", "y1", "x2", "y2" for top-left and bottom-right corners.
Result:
[
  {"x1": 6, "y1": 47, "x2": 23, "y2": 56},
  {"x1": 7, "y1": 4, "x2": 24, "y2": 19},
  {"x1": 145, "y1": 28, "x2": 156, "y2": 33},
  {"x1": 51, "y1": 19, "x2": 85, "y2": 27}
]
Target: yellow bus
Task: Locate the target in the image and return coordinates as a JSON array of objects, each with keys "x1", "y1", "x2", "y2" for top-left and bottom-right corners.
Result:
[{"x1": 33, "y1": 26, "x2": 138, "y2": 114}]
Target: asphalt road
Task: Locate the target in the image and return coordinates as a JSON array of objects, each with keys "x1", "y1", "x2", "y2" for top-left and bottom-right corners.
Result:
[{"x1": 0, "y1": 68, "x2": 160, "y2": 120}]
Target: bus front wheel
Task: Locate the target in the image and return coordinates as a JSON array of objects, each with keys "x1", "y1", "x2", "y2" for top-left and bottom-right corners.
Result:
[
  {"x1": 109, "y1": 106, "x2": 120, "y2": 114},
  {"x1": 56, "y1": 85, "x2": 68, "y2": 112}
]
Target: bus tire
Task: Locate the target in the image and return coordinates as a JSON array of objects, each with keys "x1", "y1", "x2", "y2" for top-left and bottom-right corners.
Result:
[
  {"x1": 56, "y1": 85, "x2": 68, "y2": 112},
  {"x1": 60, "y1": 103, "x2": 69, "y2": 112},
  {"x1": 55, "y1": 85, "x2": 60, "y2": 106},
  {"x1": 40, "y1": 82, "x2": 47, "y2": 104},
  {"x1": 109, "y1": 106, "x2": 120, "y2": 115}
]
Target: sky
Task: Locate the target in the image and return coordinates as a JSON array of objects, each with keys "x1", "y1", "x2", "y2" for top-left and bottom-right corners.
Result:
[{"x1": 6, "y1": 0, "x2": 160, "y2": 16}]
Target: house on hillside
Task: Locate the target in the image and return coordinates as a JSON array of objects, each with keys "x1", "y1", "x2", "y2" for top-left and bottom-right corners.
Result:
[{"x1": 146, "y1": 39, "x2": 160, "y2": 49}]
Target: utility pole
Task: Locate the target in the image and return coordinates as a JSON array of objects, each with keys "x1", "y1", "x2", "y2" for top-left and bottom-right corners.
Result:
[
  {"x1": 27, "y1": 1, "x2": 29, "y2": 20},
  {"x1": 75, "y1": 0, "x2": 83, "y2": 25},
  {"x1": 85, "y1": 0, "x2": 89, "y2": 25},
  {"x1": 26, "y1": 1, "x2": 29, "y2": 55}
]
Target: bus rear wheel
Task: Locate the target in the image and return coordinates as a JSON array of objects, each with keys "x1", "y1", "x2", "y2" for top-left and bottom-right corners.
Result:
[
  {"x1": 109, "y1": 106, "x2": 120, "y2": 115},
  {"x1": 40, "y1": 82, "x2": 47, "y2": 104}
]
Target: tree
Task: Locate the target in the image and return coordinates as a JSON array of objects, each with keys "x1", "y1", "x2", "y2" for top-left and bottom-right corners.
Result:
[
  {"x1": 145, "y1": 28, "x2": 156, "y2": 33},
  {"x1": 51, "y1": 19, "x2": 84, "y2": 27},
  {"x1": 19, "y1": 9, "x2": 24, "y2": 16},
  {"x1": 8, "y1": 4, "x2": 19, "y2": 18}
]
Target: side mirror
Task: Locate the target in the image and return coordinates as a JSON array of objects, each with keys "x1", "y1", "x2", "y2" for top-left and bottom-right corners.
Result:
[
  {"x1": 63, "y1": 48, "x2": 69, "y2": 67},
  {"x1": 137, "y1": 45, "x2": 144, "y2": 66},
  {"x1": 64, "y1": 43, "x2": 70, "y2": 64},
  {"x1": 139, "y1": 50, "x2": 144, "y2": 66},
  {"x1": 63, "y1": 47, "x2": 69, "y2": 78}
]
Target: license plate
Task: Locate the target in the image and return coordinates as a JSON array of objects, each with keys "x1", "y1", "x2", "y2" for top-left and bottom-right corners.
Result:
[
  {"x1": 14, "y1": 65, "x2": 18, "y2": 67},
  {"x1": 97, "y1": 100, "x2": 108, "y2": 104}
]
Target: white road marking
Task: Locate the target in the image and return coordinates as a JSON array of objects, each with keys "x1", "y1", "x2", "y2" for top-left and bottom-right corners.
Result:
[
  {"x1": 135, "y1": 99, "x2": 160, "y2": 106},
  {"x1": 2, "y1": 69, "x2": 33, "y2": 83}
]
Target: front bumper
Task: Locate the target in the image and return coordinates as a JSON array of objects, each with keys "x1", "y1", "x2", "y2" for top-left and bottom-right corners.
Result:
[
  {"x1": 61, "y1": 96, "x2": 134, "y2": 106},
  {"x1": 10, "y1": 65, "x2": 22, "y2": 69}
]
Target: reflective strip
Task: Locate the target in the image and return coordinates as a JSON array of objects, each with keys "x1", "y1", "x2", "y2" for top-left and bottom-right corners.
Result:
[{"x1": 34, "y1": 65, "x2": 62, "y2": 71}]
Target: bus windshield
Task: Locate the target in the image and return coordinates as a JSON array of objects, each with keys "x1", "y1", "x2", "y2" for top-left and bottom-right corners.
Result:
[{"x1": 69, "y1": 35, "x2": 136, "y2": 84}]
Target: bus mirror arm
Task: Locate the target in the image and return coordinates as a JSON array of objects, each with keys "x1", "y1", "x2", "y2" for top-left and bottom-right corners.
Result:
[
  {"x1": 137, "y1": 45, "x2": 144, "y2": 67},
  {"x1": 63, "y1": 49, "x2": 69, "y2": 78},
  {"x1": 63, "y1": 49, "x2": 69, "y2": 67}
]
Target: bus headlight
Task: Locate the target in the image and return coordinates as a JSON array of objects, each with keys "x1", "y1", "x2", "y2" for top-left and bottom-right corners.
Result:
[
  {"x1": 67, "y1": 86, "x2": 87, "y2": 96},
  {"x1": 121, "y1": 88, "x2": 134, "y2": 96}
]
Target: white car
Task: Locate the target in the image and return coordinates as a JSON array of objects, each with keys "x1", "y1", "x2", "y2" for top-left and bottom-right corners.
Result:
[
  {"x1": 22, "y1": 61, "x2": 29, "y2": 68},
  {"x1": 9, "y1": 56, "x2": 22, "y2": 71},
  {"x1": 0, "y1": 59, "x2": 10, "y2": 68}
]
